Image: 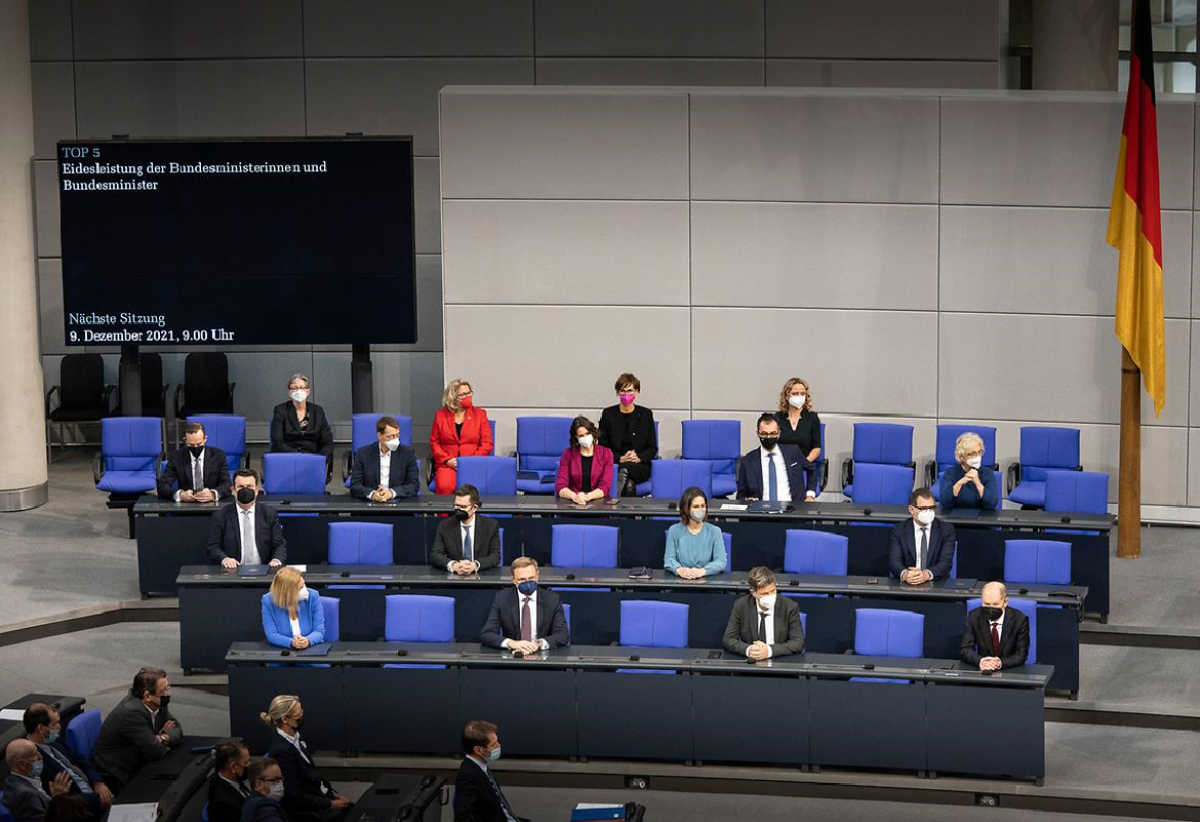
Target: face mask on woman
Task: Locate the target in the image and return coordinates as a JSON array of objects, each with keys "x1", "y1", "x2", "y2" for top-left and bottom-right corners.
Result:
[
  {"x1": 787, "y1": 395, "x2": 805, "y2": 409},
  {"x1": 577, "y1": 434, "x2": 594, "y2": 449},
  {"x1": 289, "y1": 389, "x2": 308, "y2": 403}
]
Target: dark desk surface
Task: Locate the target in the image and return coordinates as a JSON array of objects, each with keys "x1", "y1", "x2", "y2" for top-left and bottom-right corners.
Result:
[
  {"x1": 345, "y1": 773, "x2": 444, "y2": 822},
  {"x1": 112, "y1": 735, "x2": 225, "y2": 822}
]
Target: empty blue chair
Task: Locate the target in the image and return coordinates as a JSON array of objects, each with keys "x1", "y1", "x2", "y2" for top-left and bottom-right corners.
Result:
[
  {"x1": 551, "y1": 525, "x2": 619, "y2": 568},
  {"x1": 562, "y1": 603, "x2": 571, "y2": 635},
  {"x1": 967, "y1": 596, "x2": 1038, "y2": 664},
  {"x1": 650, "y1": 460, "x2": 713, "y2": 500},
  {"x1": 680, "y1": 420, "x2": 740, "y2": 497},
  {"x1": 328, "y1": 522, "x2": 393, "y2": 565},
  {"x1": 1004, "y1": 540, "x2": 1072, "y2": 585},
  {"x1": 188, "y1": 415, "x2": 248, "y2": 474},
  {"x1": 783, "y1": 531, "x2": 849, "y2": 576},
  {"x1": 515, "y1": 417, "x2": 573, "y2": 494},
  {"x1": 321, "y1": 596, "x2": 341, "y2": 642},
  {"x1": 263, "y1": 453, "x2": 327, "y2": 495},
  {"x1": 65, "y1": 708, "x2": 102, "y2": 759},
  {"x1": 1007, "y1": 426, "x2": 1082, "y2": 508},
  {"x1": 200, "y1": 803, "x2": 209, "y2": 822},
  {"x1": 95, "y1": 417, "x2": 162, "y2": 494},
  {"x1": 620, "y1": 601, "x2": 689, "y2": 648},
  {"x1": 1044, "y1": 470, "x2": 1108, "y2": 515},
  {"x1": 456, "y1": 456, "x2": 518, "y2": 496},
  {"x1": 926, "y1": 424, "x2": 998, "y2": 490},
  {"x1": 848, "y1": 463, "x2": 914, "y2": 505},
  {"x1": 841, "y1": 423, "x2": 914, "y2": 499},
  {"x1": 384, "y1": 595, "x2": 455, "y2": 642},
  {"x1": 853, "y1": 609, "x2": 924, "y2": 680}
]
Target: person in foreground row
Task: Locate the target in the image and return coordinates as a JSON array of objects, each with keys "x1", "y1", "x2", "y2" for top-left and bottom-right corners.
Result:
[
  {"x1": 3, "y1": 739, "x2": 72, "y2": 822},
  {"x1": 23, "y1": 703, "x2": 112, "y2": 815},
  {"x1": 207, "y1": 469, "x2": 287, "y2": 568},
  {"x1": 207, "y1": 741, "x2": 251, "y2": 822},
  {"x1": 939, "y1": 430, "x2": 1000, "y2": 511},
  {"x1": 480, "y1": 557, "x2": 569, "y2": 654},
  {"x1": 736, "y1": 413, "x2": 811, "y2": 503},
  {"x1": 240, "y1": 757, "x2": 293, "y2": 822},
  {"x1": 91, "y1": 667, "x2": 181, "y2": 792},
  {"x1": 261, "y1": 567, "x2": 324, "y2": 651},
  {"x1": 888, "y1": 487, "x2": 956, "y2": 583},
  {"x1": 664, "y1": 487, "x2": 727, "y2": 579},
  {"x1": 156, "y1": 421, "x2": 231, "y2": 503},
  {"x1": 555, "y1": 416, "x2": 612, "y2": 504},
  {"x1": 262, "y1": 696, "x2": 351, "y2": 822},
  {"x1": 960, "y1": 581, "x2": 1031, "y2": 671},
  {"x1": 454, "y1": 720, "x2": 529, "y2": 822},
  {"x1": 350, "y1": 415, "x2": 419, "y2": 502},
  {"x1": 723, "y1": 566, "x2": 805, "y2": 659},
  {"x1": 430, "y1": 484, "x2": 501, "y2": 575}
]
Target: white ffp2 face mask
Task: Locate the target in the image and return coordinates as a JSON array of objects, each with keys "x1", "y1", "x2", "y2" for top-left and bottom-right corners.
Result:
[
  {"x1": 916, "y1": 509, "x2": 935, "y2": 526},
  {"x1": 385, "y1": 438, "x2": 400, "y2": 452},
  {"x1": 757, "y1": 593, "x2": 777, "y2": 611},
  {"x1": 787, "y1": 395, "x2": 805, "y2": 409},
  {"x1": 965, "y1": 456, "x2": 982, "y2": 469},
  {"x1": 577, "y1": 434, "x2": 594, "y2": 449},
  {"x1": 289, "y1": 390, "x2": 308, "y2": 403}
]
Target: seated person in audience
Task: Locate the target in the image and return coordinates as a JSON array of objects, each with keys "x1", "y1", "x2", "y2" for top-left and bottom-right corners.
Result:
[
  {"x1": 454, "y1": 720, "x2": 528, "y2": 822},
  {"x1": 270, "y1": 374, "x2": 334, "y2": 464},
  {"x1": 240, "y1": 757, "x2": 293, "y2": 822},
  {"x1": 156, "y1": 421, "x2": 230, "y2": 503},
  {"x1": 939, "y1": 431, "x2": 1000, "y2": 511},
  {"x1": 664, "y1": 487, "x2": 727, "y2": 579},
  {"x1": 889, "y1": 487, "x2": 957, "y2": 584},
  {"x1": 261, "y1": 568, "x2": 324, "y2": 651},
  {"x1": 736, "y1": 413, "x2": 811, "y2": 502},
  {"x1": 23, "y1": 703, "x2": 112, "y2": 815},
  {"x1": 349, "y1": 416, "x2": 419, "y2": 502},
  {"x1": 44, "y1": 795, "x2": 88, "y2": 822},
  {"x1": 261, "y1": 696, "x2": 351, "y2": 822},
  {"x1": 3, "y1": 740, "x2": 71, "y2": 822},
  {"x1": 722, "y1": 566, "x2": 805, "y2": 659},
  {"x1": 480, "y1": 558, "x2": 569, "y2": 654},
  {"x1": 208, "y1": 741, "x2": 251, "y2": 822},
  {"x1": 430, "y1": 484, "x2": 501, "y2": 575},
  {"x1": 206, "y1": 469, "x2": 287, "y2": 569},
  {"x1": 555, "y1": 416, "x2": 613, "y2": 504},
  {"x1": 598, "y1": 372, "x2": 657, "y2": 497},
  {"x1": 774, "y1": 377, "x2": 821, "y2": 500},
  {"x1": 91, "y1": 667, "x2": 181, "y2": 792},
  {"x1": 961, "y1": 581, "x2": 1031, "y2": 671},
  {"x1": 430, "y1": 379, "x2": 494, "y2": 496}
]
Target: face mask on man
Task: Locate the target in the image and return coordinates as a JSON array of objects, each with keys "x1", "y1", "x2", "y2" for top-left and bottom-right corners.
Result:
[
  {"x1": 486, "y1": 745, "x2": 501, "y2": 763},
  {"x1": 237, "y1": 487, "x2": 257, "y2": 505},
  {"x1": 916, "y1": 508, "x2": 935, "y2": 526},
  {"x1": 29, "y1": 759, "x2": 43, "y2": 780},
  {"x1": 267, "y1": 782, "x2": 285, "y2": 801},
  {"x1": 384, "y1": 437, "x2": 400, "y2": 452},
  {"x1": 982, "y1": 605, "x2": 1004, "y2": 621},
  {"x1": 759, "y1": 436, "x2": 779, "y2": 450},
  {"x1": 289, "y1": 390, "x2": 308, "y2": 403},
  {"x1": 757, "y1": 593, "x2": 777, "y2": 611},
  {"x1": 453, "y1": 507, "x2": 472, "y2": 522},
  {"x1": 46, "y1": 729, "x2": 60, "y2": 744},
  {"x1": 188, "y1": 445, "x2": 204, "y2": 459},
  {"x1": 517, "y1": 579, "x2": 538, "y2": 596}
]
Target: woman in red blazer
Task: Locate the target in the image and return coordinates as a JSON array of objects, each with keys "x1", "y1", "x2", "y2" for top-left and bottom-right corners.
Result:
[
  {"x1": 430, "y1": 379, "x2": 494, "y2": 495},
  {"x1": 555, "y1": 416, "x2": 613, "y2": 504}
]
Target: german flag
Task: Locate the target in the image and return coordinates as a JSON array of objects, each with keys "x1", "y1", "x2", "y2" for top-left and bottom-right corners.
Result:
[{"x1": 1107, "y1": 0, "x2": 1165, "y2": 416}]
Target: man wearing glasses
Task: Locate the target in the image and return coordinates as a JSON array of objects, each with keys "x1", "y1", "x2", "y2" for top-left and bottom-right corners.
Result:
[
  {"x1": 242, "y1": 758, "x2": 293, "y2": 822},
  {"x1": 889, "y1": 487, "x2": 957, "y2": 584},
  {"x1": 430, "y1": 484, "x2": 501, "y2": 575}
]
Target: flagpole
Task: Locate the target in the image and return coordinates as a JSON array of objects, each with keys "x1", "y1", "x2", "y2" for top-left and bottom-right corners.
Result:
[{"x1": 1118, "y1": 348, "x2": 1141, "y2": 558}]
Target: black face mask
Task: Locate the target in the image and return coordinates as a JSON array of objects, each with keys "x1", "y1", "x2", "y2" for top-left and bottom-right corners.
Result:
[
  {"x1": 236, "y1": 487, "x2": 257, "y2": 505},
  {"x1": 292, "y1": 716, "x2": 305, "y2": 731},
  {"x1": 158, "y1": 695, "x2": 171, "y2": 709},
  {"x1": 453, "y1": 508, "x2": 471, "y2": 522},
  {"x1": 759, "y1": 437, "x2": 779, "y2": 450},
  {"x1": 982, "y1": 606, "x2": 1004, "y2": 621},
  {"x1": 187, "y1": 445, "x2": 204, "y2": 459}
]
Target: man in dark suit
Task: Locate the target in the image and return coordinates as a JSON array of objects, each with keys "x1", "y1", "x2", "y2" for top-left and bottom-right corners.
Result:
[
  {"x1": 207, "y1": 741, "x2": 251, "y2": 822},
  {"x1": 480, "y1": 557, "x2": 569, "y2": 654},
  {"x1": 23, "y1": 703, "x2": 113, "y2": 815},
  {"x1": 206, "y1": 469, "x2": 287, "y2": 569},
  {"x1": 430, "y1": 485, "x2": 501, "y2": 575},
  {"x1": 736, "y1": 413, "x2": 811, "y2": 502},
  {"x1": 91, "y1": 667, "x2": 181, "y2": 791},
  {"x1": 453, "y1": 720, "x2": 528, "y2": 822},
  {"x1": 961, "y1": 581, "x2": 1031, "y2": 671},
  {"x1": 889, "y1": 486, "x2": 957, "y2": 583},
  {"x1": 349, "y1": 416, "x2": 419, "y2": 502},
  {"x1": 156, "y1": 421, "x2": 232, "y2": 502},
  {"x1": 2, "y1": 739, "x2": 71, "y2": 822},
  {"x1": 722, "y1": 566, "x2": 805, "y2": 659},
  {"x1": 240, "y1": 757, "x2": 293, "y2": 822}
]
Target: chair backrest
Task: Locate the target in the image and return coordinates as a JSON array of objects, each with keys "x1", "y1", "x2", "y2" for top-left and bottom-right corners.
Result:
[
  {"x1": 0, "y1": 794, "x2": 14, "y2": 822},
  {"x1": 183, "y1": 352, "x2": 231, "y2": 407},
  {"x1": 1044, "y1": 470, "x2": 1108, "y2": 515},
  {"x1": 967, "y1": 597, "x2": 1038, "y2": 664},
  {"x1": 722, "y1": 532, "x2": 732, "y2": 573},
  {"x1": 619, "y1": 600, "x2": 689, "y2": 648},
  {"x1": 59, "y1": 353, "x2": 106, "y2": 410},
  {"x1": 935, "y1": 424, "x2": 998, "y2": 471},
  {"x1": 456, "y1": 456, "x2": 518, "y2": 496},
  {"x1": 783, "y1": 530, "x2": 850, "y2": 575},
  {"x1": 1019, "y1": 426, "x2": 1081, "y2": 482},
  {"x1": 854, "y1": 608, "x2": 924, "y2": 658},
  {"x1": 650, "y1": 460, "x2": 713, "y2": 499},
  {"x1": 351, "y1": 413, "x2": 412, "y2": 451},
  {"x1": 680, "y1": 420, "x2": 741, "y2": 478},
  {"x1": 849, "y1": 464, "x2": 914, "y2": 505},
  {"x1": 263, "y1": 453, "x2": 327, "y2": 495},
  {"x1": 102, "y1": 417, "x2": 162, "y2": 472},
  {"x1": 851, "y1": 423, "x2": 914, "y2": 466},
  {"x1": 384, "y1": 594, "x2": 455, "y2": 642},
  {"x1": 188, "y1": 415, "x2": 246, "y2": 471},
  {"x1": 562, "y1": 603, "x2": 571, "y2": 635},
  {"x1": 320, "y1": 596, "x2": 341, "y2": 643},
  {"x1": 139, "y1": 352, "x2": 164, "y2": 413},
  {"x1": 65, "y1": 708, "x2": 102, "y2": 760},
  {"x1": 551, "y1": 525, "x2": 619, "y2": 568},
  {"x1": 1003, "y1": 539, "x2": 1072, "y2": 585},
  {"x1": 328, "y1": 522, "x2": 394, "y2": 565},
  {"x1": 516, "y1": 417, "x2": 574, "y2": 472}
]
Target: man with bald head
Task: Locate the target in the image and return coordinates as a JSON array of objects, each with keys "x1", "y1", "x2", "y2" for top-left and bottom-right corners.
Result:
[
  {"x1": 2, "y1": 739, "x2": 71, "y2": 822},
  {"x1": 960, "y1": 581, "x2": 1031, "y2": 671}
]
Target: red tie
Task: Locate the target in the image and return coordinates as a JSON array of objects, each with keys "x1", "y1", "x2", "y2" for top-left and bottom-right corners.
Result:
[{"x1": 990, "y1": 622, "x2": 1000, "y2": 657}]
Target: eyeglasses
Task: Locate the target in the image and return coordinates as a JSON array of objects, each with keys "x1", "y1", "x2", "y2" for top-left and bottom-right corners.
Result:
[
  {"x1": 456, "y1": 391, "x2": 473, "y2": 398},
  {"x1": 913, "y1": 504, "x2": 936, "y2": 511},
  {"x1": 454, "y1": 505, "x2": 473, "y2": 513},
  {"x1": 261, "y1": 776, "x2": 283, "y2": 784}
]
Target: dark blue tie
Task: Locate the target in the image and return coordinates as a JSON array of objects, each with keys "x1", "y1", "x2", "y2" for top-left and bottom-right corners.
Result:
[
  {"x1": 482, "y1": 767, "x2": 518, "y2": 822},
  {"x1": 767, "y1": 453, "x2": 778, "y2": 502}
]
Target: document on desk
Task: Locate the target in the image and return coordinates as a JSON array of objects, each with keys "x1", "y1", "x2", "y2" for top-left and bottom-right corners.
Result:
[
  {"x1": 0, "y1": 709, "x2": 24, "y2": 721},
  {"x1": 718, "y1": 503, "x2": 748, "y2": 512},
  {"x1": 107, "y1": 803, "x2": 159, "y2": 822},
  {"x1": 288, "y1": 564, "x2": 307, "y2": 572}
]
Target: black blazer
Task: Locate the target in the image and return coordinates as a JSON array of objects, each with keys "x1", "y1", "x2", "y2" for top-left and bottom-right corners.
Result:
[
  {"x1": 598, "y1": 405, "x2": 657, "y2": 464},
  {"x1": 430, "y1": 515, "x2": 501, "y2": 570},
  {"x1": 157, "y1": 445, "x2": 232, "y2": 500},
  {"x1": 91, "y1": 694, "x2": 179, "y2": 785},
  {"x1": 736, "y1": 444, "x2": 810, "y2": 500},
  {"x1": 453, "y1": 759, "x2": 519, "y2": 822},
  {"x1": 480, "y1": 587, "x2": 569, "y2": 649},
  {"x1": 722, "y1": 594, "x2": 805, "y2": 657},
  {"x1": 960, "y1": 606, "x2": 1031, "y2": 669},
  {"x1": 206, "y1": 503, "x2": 288, "y2": 564},
  {"x1": 349, "y1": 443, "x2": 419, "y2": 500},
  {"x1": 241, "y1": 796, "x2": 295, "y2": 822},
  {"x1": 266, "y1": 734, "x2": 334, "y2": 817},
  {"x1": 208, "y1": 773, "x2": 249, "y2": 822},
  {"x1": 38, "y1": 737, "x2": 103, "y2": 812},
  {"x1": 270, "y1": 402, "x2": 334, "y2": 457},
  {"x1": 888, "y1": 518, "x2": 956, "y2": 579}
]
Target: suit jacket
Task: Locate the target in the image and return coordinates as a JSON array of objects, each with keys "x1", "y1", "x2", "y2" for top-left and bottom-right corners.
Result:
[
  {"x1": 206, "y1": 503, "x2": 288, "y2": 565},
  {"x1": 430, "y1": 514, "x2": 501, "y2": 570},
  {"x1": 939, "y1": 464, "x2": 1001, "y2": 511},
  {"x1": 598, "y1": 405, "x2": 657, "y2": 464},
  {"x1": 554, "y1": 446, "x2": 613, "y2": 496},
  {"x1": 960, "y1": 606, "x2": 1031, "y2": 669},
  {"x1": 262, "y1": 590, "x2": 326, "y2": 648},
  {"x1": 38, "y1": 737, "x2": 103, "y2": 808},
  {"x1": 208, "y1": 773, "x2": 249, "y2": 822},
  {"x1": 349, "y1": 443, "x2": 419, "y2": 501},
  {"x1": 888, "y1": 518, "x2": 957, "y2": 580},
  {"x1": 453, "y1": 759, "x2": 516, "y2": 822},
  {"x1": 157, "y1": 445, "x2": 232, "y2": 500},
  {"x1": 2, "y1": 774, "x2": 48, "y2": 822},
  {"x1": 266, "y1": 734, "x2": 334, "y2": 817},
  {"x1": 736, "y1": 444, "x2": 810, "y2": 501},
  {"x1": 480, "y1": 587, "x2": 569, "y2": 649},
  {"x1": 270, "y1": 402, "x2": 334, "y2": 457},
  {"x1": 430, "y1": 407, "x2": 494, "y2": 467},
  {"x1": 241, "y1": 796, "x2": 295, "y2": 822},
  {"x1": 91, "y1": 694, "x2": 179, "y2": 785},
  {"x1": 722, "y1": 594, "x2": 805, "y2": 658}
]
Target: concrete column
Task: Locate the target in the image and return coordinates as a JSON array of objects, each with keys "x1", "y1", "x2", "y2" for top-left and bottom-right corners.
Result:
[
  {"x1": 0, "y1": 0, "x2": 49, "y2": 510},
  {"x1": 1033, "y1": 0, "x2": 1120, "y2": 90}
]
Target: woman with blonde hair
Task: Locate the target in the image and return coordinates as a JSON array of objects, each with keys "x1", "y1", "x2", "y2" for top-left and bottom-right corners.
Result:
[
  {"x1": 939, "y1": 431, "x2": 1000, "y2": 511},
  {"x1": 774, "y1": 377, "x2": 820, "y2": 500},
  {"x1": 261, "y1": 695, "x2": 352, "y2": 820},
  {"x1": 261, "y1": 567, "x2": 325, "y2": 650},
  {"x1": 429, "y1": 378, "x2": 494, "y2": 495}
]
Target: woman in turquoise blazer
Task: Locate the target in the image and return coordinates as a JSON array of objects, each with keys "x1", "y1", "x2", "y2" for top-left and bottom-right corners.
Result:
[{"x1": 261, "y1": 566, "x2": 325, "y2": 649}]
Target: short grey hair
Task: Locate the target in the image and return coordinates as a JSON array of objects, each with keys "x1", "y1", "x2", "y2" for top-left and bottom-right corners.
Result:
[{"x1": 288, "y1": 373, "x2": 310, "y2": 390}]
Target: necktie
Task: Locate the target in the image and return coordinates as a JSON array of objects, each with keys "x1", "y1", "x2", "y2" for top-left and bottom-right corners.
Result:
[
  {"x1": 482, "y1": 767, "x2": 519, "y2": 822},
  {"x1": 242, "y1": 510, "x2": 260, "y2": 565},
  {"x1": 767, "y1": 453, "x2": 778, "y2": 502},
  {"x1": 192, "y1": 455, "x2": 203, "y2": 492},
  {"x1": 41, "y1": 745, "x2": 90, "y2": 794},
  {"x1": 758, "y1": 610, "x2": 768, "y2": 644},
  {"x1": 520, "y1": 596, "x2": 533, "y2": 641},
  {"x1": 463, "y1": 526, "x2": 473, "y2": 562},
  {"x1": 990, "y1": 621, "x2": 1001, "y2": 656},
  {"x1": 917, "y1": 527, "x2": 928, "y2": 570}
]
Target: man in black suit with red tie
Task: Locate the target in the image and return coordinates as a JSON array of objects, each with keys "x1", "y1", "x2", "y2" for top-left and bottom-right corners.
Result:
[
  {"x1": 453, "y1": 720, "x2": 528, "y2": 822},
  {"x1": 889, "y1": 487, "x2": 957, "y2": 583},
  {"x1": 157, "y1": 421, "x2": 231, "y2": 502},
  {"x1": 479, "y1": 558, "x2": 569, "y2": 654},
  {"x1": 961, "y1": 581, "x2": 1031, "y2": 671}
]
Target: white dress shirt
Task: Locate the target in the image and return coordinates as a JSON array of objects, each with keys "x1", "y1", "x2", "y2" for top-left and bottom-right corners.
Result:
[
  {"x1": 500, "y1": 589, "x2": 549, "y2": 650},
  {"x1": 759, "y1": 446, "x2": 791, "y2": 502},
  {"x1": 276, "y1": 728, "x2": 311, "y2": 763},
  {"x1": 749, "y1": 602, "x2": 776, "y2": 659},
  {"x1": 378, "y1": 447, "x2": 392, "y2": 491}
]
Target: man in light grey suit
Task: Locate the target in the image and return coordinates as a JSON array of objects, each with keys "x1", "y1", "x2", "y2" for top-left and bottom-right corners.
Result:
[{"x1": 2, "y1": 739, "x2": 71, "y2": 822}]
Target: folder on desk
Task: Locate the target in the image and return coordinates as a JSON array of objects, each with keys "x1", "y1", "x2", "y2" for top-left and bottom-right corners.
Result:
[
  {"x1": 295, "y1": 645, "x2": 330, "y2": 657},
  {"x1": 517, "y1": 470, "x2": 555, "y2": 483},
  {"x1": 237, "y1": 566, "x2": 270, "y2": 577},
  {"x1": 572, "y1": 804, "x2": 627, "y2": 821}
]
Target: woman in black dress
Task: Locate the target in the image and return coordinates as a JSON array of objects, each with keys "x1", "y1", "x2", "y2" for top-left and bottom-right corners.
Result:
[
  {"x1": 599, "y1": 372, "x2": 657, "y2": 497},
  {"x1": 774, "y1": 377, "x2": 820, "y2": 501}
]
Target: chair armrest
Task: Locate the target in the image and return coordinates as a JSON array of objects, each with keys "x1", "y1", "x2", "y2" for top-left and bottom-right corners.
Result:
[
  {"x1": 159, "y1": 384, "x2": 169, "y2": 410},
  {"x1": 342, "y1": 449, "x2": 352, "y2": 482},
  {"x1": 818, "y1": 458, "x2": 829, "y2": 493},
  {"x1": 841, "y1": 458, "x2": 853, "y2": 491},
  {"x1": 228, "y1": 381, "x2": 237, "y2": 402},
  {"x1": 45, "y1": 385, "x2": 60, "y2": 416},
  {"x1": 424, "y1": 458, "x2": 435, "y2": 488},
  {"x1": 102, "y1": 384, "x2": 116, "y2": 415},
  {"x1": 923, "y1": 459, "x2": 937, "y2": 489},
  {"x1": 242, "y1": 449, "x2": 251, "y2": 469},
  {"x1": 155, "y1": 451, "x2": 166, "y2": 479},
  {"x1": 92, "y1": 453, "x2": 104, "y2": 485},
  {"x1": 1005, "y1": 462, "x2": 1021, "y2": 493},
  {"x1": 173, "y1": 384, "x2": 184, "y2": 418}
]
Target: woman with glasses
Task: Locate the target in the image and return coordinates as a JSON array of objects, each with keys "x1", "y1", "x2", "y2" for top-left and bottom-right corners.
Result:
[
  {"x1": 430, "y1": 378, "x2": 494, "y2": 495},
  {"x1": 939, "y1": 431, "x2": 1000, "y2": 511},
  {"x1": 270, "y1": 373, "x2": 334, "y2": 464},
  {"x1": 599, "y1": 372, "x2": 657, "y2": 497}
]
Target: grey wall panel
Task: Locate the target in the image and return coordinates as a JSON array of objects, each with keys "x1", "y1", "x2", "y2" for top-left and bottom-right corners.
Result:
[
  {"x1": 34, "y1": 161, "x2": 61, "y2": 259},
  {"x1": 1192, "y1": 212, "x2": 1200, "y2": 319},
  {"x1": 940, "y1": 313, "x2": 1190, "y2": 427},
  {"x1": 536, "y1": 58, "x2": 764, "y2": 86},
  {"x1": 1190, "y1": 429, "x2": 1200, "y2": 506},
  {"x1": 71, "y1": 0, "x2": 302, "y2": 60},
  {"x1": 442, "y1": 200, "x2": 689, "y2": 306},
  {"x1": 689, "y1": 93, "x2": 939, "y2": 203},
  {"x1": 28, "y1": 0, "x2": 72, "y2": 61},
  {"x1": 1190, "y1": 321, "x2": 1200, "y2": 427},
  {"x1": 372, "y1": 350, "x2": 448, "y2": 457},
  {"x1": 482, "y1": 407, "x2": 691, "y2": 459},
  {"x1": 306, "y1": 60, "x2": 533, "y2": 157},
  {"x1": 411, "y1": 255, "x2": 444, "y2": 353},
  {"x1": 535, "y1": 0, "x2": 765, "y2": 57},
  {"x1": 767, "y1": 59, "x2": 1000, "y2": 89},
  {"x1": 413, "y1": 157, "x2": 441, "y2": 255},
  {"x1": 690, "y1": 202, "x2": 937, "y2": 310},
  {"x1": 303, "y1": 0, "x2": 533, "y2": 57},
  {"x1": 940, "y1": 207, "x2": 1192, "y2": 318},
  {"x1": 443, "y1": 306, "x2": 691, "y2": 410},
  {"x1": 31, "y1": 62, "x2": 75, "y2": 159},
  {"x1": 38, "y1": 260, "x2": 66, "y2": 356},
  {"x1": 440, "y1": 89, "x2": 689, "y2": 199},
  {"x1": 74, "y1": 61, "x2": 306, "y2": 139},
  {"x1": 222, "y1": 352, "x2": 315, "y2": 442},
  {"x1": 690, "y1": 308, "x2": 938, "y2": 417},
  {"x1": 311, "y1": 351, "x2": 353, "y2": 440},
  {"x1": 941, "y1": 98, "x2": 1194, "y2": 210},
  {"x1": 766, "y1": 0, "x2": 1000, "y2": 60}
]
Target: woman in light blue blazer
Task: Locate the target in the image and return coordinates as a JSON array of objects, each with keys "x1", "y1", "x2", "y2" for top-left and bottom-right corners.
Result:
[{"x1": 261, "y1": 566, "x2": 325, "y2": 649}]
